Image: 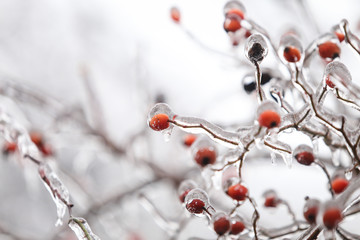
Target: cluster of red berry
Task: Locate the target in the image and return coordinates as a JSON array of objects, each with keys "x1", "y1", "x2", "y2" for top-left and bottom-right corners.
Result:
[{"x1": 146, "y1": 0, "x2": 360, "y2": 239}]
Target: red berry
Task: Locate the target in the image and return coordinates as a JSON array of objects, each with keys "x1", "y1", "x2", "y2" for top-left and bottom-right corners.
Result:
[
  {"x1": 40, "y1": 144, "x2": 53, "y2": 157},
  {"x1": 227, "y1": 184, "x2": 248, "y2": 201},
  {"x1": 304, "y1": 206, "x2": 318, "y2": 224},
  {"x1": 295, "y1": 151, "x2": 314, "y2": 166},
  {"x1": 325, "y1": 76, "x2": 335, "y2": 88},
  {"x1": 30, "y1": 132, "x2": 44, "y2": 147},
  {"x1": 213, "y1": 217, "x2": 230, "y2": 236},
  {"x1": 170, "y1": 7, "x2": 180, "y2": 23},
  {"x1": 318, "y1": 41, "x2": 341, "y2": 60},
  {"x1": 223, "y1": 15, "x2": 241, "y2": 33},
  {"x1": 283, "y1": 46, "x2": 301, "y2": 62},
  {"x1": 184, "y1": 135, "x2": 196, "y2": 147},
  {"x1": 3, "y1": 142, "x2": 17, "y2": 154},
  {"x1": 331, "y1": 177, "x2": 349, "y2": 194},
  {"x1": 230, "y1": 221, "x2": 245, "y2": 235},
  {"x1": 186, "y1": 199, "x2": 205, "y2": 214},
  {"x1": 149, "y1": 114, "x2": 170, "y2": 131},
  {"x1": 258, "y1": 110, "x2": 281, "y2": 129},
  {"x1": 323, "y1": 207, "x2": 343, "y2": 229},
  {"x1": 264, "y1": 196, "x2": 278, "y2": 208},
  {"x1": 194, "y1": 148, "x2": 216, "y2": 167},
  {"x1": 179, "y1": 189, "x2": 191, "y2": 203},
  {"x1": 226, "y1": 9, "x2": 244, "y2": 20},
  {"x1": 335, "y1": 32, "x2": 345, "y2": 43},
  {"x1": 244, "y1": 30, "x2": 252, "y2": 38}
]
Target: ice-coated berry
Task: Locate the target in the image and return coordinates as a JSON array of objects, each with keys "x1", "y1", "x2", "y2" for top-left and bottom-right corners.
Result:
[{"x1": 149, "y1": 114, "x2": 170, "y2": 131}]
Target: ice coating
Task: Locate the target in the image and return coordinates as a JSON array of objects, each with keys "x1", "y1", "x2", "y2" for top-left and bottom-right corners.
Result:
[
  {"x1": 39, "y1": 163, "x2": 71, "y2": 226},
  {"x1": 293, "y1": 144, "x2": 314, "y2": 166},
  {"x1": 171, "y1": 116, "x2": 241, "y2": 148},
  {"x1": 264, "y1": 136, "x2": 292, "y2": 167},
  {"x1": 69, "y1": 217, "x2": 101, "y2": 240},
  {"x1": 324, "y1": 61, "x2": 352, "y2": 87},
  {"x1": 221, "y1": 166, "x2": 238, "y2": 191},
  {"x1": 223, "y1": 0, "x2": 246, "y2": 16},
  {"x1": 245, "y1": 34, "x2": 268, "y2": 64},
  {"x1": 278, "y1": 33, "x2": 304, "y2": 64},
  {"x1": 184, "y1": 188, "x2": 212, "y2": 216}
]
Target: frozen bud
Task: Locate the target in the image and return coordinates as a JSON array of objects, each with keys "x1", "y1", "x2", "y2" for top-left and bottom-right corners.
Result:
[
  {"x1": 263, "y1": 189, "x2": 280, "y2": 208},
  {"x1": 320, "y1": 201, "x2": 343, "y2": 229},
  {"x1": 303, "y1": 198, "x2": 320, "y2": 224},
  {"x1": 192, "y1": 137, "x2": 217, "y2": 167},
  {"x1": 256, "y1": 100, "x2": 282, "y2": 129},
  {"x1": 185, "y1": 188, "x2": 211, "y2": 215},
  {"x1": 229, "y1": 214, "x2": 246, "y2": 235},
  {"x1": 212, "y1": 213, "x2": 230, "y2": 236},
  {"x1": 293, "y1": 144, "x2": 315, "y2": 166},
  {"x1": 178, "y1": 179, "x2": 198, "y2": 203},
  {"x1": 245, "y1": 34, "x2": 268, "y2": 64},
  {"x1": 279, "y1": 33, "x2": 303, "y2": 64}
]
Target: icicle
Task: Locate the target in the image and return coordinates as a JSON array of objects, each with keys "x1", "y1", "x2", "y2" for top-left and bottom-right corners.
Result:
[
  {"x1": 38, "y1": 163, "x2": 71, "y2": 226},
  {"x1": 69, "y1": 217, "x2": 101, "y2": 240}
]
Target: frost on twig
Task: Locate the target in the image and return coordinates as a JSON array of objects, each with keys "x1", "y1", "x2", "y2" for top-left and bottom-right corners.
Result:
[{"x1": 69, "y1": 217, "x2": 100, "y2": 240}]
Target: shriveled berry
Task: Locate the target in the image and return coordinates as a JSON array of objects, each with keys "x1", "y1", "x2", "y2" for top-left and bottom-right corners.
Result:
[
  {"x1": 224, "y1": 15, "x2": 241, "y2": 33},
  {"x1": 335, "y1": 32, "x2": 345, "y2": 43},
  {"x1": 184, "y1": 135, "x2": 196, "y2": 147},
  {"x1": 331, "y1": 177, "x2": 349, "y2": 194},
  {"x1": 3, "y1": 142, "x2": 17, "y2": 154},
  {"x1": 258, "y1": 110, "x2": 281, "y2": 129},
  {"x1": 227, "y1": 184, "x2": 248, "y2": 201},
  {"x1": 213, "y1": 217, "x2": 230, "y2": 236},
  {"x1": 323, "y1": 207, "x2": 343, "y2": 229},
  {"x1": 295, "y1": 151, "x2": 314, "y2": 166},
  {"x1": 318, "y1": 41, "x2": 341, "y2": 60},
  {"x1": 226, "y1": 8, "x2": 244, "y2": 19},
  {"x1": 230, "y1": 221, "x2": 245, "y2": 235},
  {"x1": 283, "y1": 46, "x2": 301, "y2": 62},
  {"x1": 149, "y1": 114, "x2": 170, "y2": 131},
  {"x1": 264, "y1": 196, "x2": 278, "y2": 208},
  {"x1": 304, "y1": 206, "x2": 318, "y2": 224},
  {"x1": 194, "y1": 148, "x2": 216, "y2": 167},
  {"x1": 186, "y1": 199, "x2": 205, "y2": 214},
  {"x1": 170, "y1": 7, "x2": 180, "y2": 23},
  {"x1": 179, "y1": 189, "x2": 191, "y2": 203},
  {"x1": 248, "y1": 42, "x2": 265, "y2": 63}
]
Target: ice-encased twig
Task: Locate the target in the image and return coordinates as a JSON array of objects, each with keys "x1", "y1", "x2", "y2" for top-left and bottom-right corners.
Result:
[
  {"x1": 69, "y1": 217, "x2": 100, "y2": 240},
  {"x1": 39, "y1": 163, "x2": 73, "y2": 226}
]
